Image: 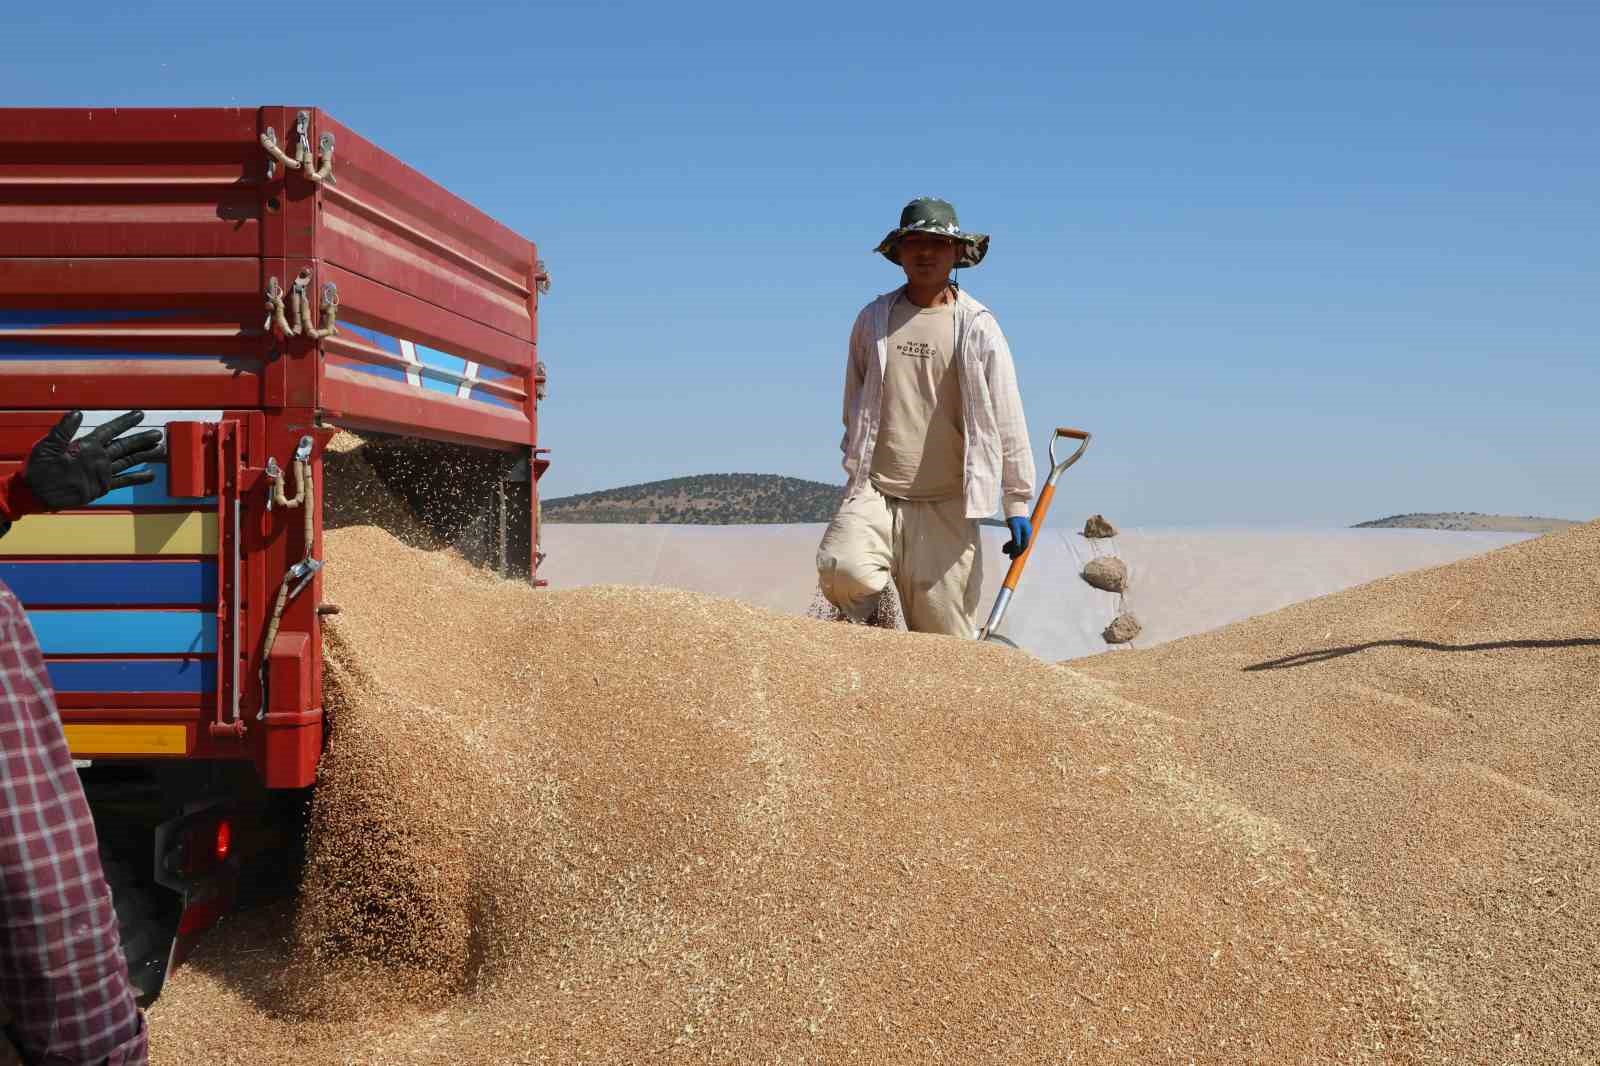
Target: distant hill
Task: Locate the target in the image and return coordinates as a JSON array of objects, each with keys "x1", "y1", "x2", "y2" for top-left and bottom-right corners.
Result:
[
  {"x1": 542, "y1": 474, "x2": 844, "y2": 524},
  {"x1": 1353, "y1": 512, "x2": 1582, "y2": 534}
]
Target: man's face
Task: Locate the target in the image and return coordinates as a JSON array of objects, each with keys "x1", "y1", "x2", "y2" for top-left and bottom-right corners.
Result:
[{"x1": 897, "y1": 231, "x2": 961, "y2": 287}]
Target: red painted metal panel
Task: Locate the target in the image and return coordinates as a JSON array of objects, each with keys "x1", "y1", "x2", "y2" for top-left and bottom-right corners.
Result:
[
  {"x1": 0, "y1": 109, "x2": 266, "y2": 258},
  {"x1": 309, "y1": 111, "x2": 534, "y2": 341},
  {"x1": 257, "y1": 108, "x2": 291, "y2": 263},
  {"x1": 321, "y1": 365, "x2": 531, "y2": 449},
  {"x1": 320, "y1": 262, "x2": 535, "y2": 376},
  {"x1": 0, "y1": 257, "x2": 260, "y2": 307},
  {"x1": 0, "y1": 363, "x2": 264, "y2": 410},
  {"x1": 166, "y1": 422, "x2": 213, "y2": 497},
  {"x1": 0, "y1": 186, "x2": 261, "y2": 258},
  {"x1": 0, "y1": 108, "x2": 259, "y2": 147},
  {"x1": 315, "y1": 208, "x2": 532, "y2": 340},
  {"x1": 267, "y1": 632, "x2": 312, "y2": 713}
]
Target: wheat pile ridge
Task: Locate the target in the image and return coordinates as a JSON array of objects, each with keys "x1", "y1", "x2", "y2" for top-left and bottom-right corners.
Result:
[{"x1": 143, "y1": 440, "x2": 1596, "y2": 1064}]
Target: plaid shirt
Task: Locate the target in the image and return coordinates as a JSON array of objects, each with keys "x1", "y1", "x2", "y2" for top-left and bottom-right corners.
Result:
[
  {"x1": 0, "y1": 582, "x2": 147, "y2": 1066},
  {"x1": 840, "y1": 286, "x2": 1036, "y2": 520}
]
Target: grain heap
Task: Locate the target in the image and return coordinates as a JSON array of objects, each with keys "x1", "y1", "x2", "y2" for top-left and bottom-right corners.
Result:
[
  {"x1": 143, "y1": 438, "x2": 1593, "y2": 1063},
  {"x1": 1076, "y1": 519, "x2": 1600, "y2": 1063},
  {"x1": 146, "y1": 540, "x2": 1434, "y2": 1063}
]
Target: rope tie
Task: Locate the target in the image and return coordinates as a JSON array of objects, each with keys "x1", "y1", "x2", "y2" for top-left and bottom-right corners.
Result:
[
  {"x1": 263, "y1": 276, "x2": 295, "y2": 338},
  {"x1": 258, "y1": 440, "x2": 320, "y2": 720},
  {"x1": 259, "y1": 111, "x2": 335, "y2": 184}
]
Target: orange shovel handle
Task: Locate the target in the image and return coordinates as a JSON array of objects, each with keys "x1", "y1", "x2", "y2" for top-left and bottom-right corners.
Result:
[
  {"x1": 978, "y1": 425, "x2": 1092, "y2": 643},
  {"x1": 999, "y1": 482, "x2": 1056, "y2": 592}
]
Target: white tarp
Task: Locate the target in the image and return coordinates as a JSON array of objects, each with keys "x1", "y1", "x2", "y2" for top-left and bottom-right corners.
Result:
[{"x1": 539, "y1": 522, "x2": 1531, "y2": 661}]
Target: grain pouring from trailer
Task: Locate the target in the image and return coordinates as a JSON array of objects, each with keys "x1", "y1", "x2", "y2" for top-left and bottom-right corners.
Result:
[{"x1": 0, "y1": 106, "x2": 551, "y2": 997}]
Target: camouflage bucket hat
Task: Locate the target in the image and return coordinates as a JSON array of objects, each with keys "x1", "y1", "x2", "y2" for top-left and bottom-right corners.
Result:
[{"x1": 875, "y1": 196, "x2": 990, "y2": 269}]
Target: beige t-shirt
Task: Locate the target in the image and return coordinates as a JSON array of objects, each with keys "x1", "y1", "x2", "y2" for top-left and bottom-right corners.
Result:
[{"x1": 870, "y1": 295, "x2": 964, "y2": 500}]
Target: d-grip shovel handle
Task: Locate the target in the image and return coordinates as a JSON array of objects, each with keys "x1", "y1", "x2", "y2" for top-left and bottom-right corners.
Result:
[
  {"x1": 978, "y1": 426, "x2": 1093, "y2": 641},
  {"x1": 1047, "y1": 427, "x2": 1092, "y2": 473}
]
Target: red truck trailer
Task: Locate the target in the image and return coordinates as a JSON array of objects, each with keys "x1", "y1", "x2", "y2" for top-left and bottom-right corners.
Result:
[{"x1": 0, "y1": 107, "x2": 549, "y2": 997}]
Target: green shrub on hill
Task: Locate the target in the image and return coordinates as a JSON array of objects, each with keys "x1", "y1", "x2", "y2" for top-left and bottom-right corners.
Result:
[{"x1": 543, "y1": 474, "x2": 844, "y2": 525}]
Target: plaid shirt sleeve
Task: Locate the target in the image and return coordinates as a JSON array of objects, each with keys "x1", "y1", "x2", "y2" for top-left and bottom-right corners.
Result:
[{"x1": 0, "y1": 582, "x2": 147, "y2": 1066}]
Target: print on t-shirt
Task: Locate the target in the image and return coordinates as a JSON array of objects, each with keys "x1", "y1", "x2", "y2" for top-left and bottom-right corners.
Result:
[{"x1": 871, "y1": 296, "x2": 965, "y2": 501}]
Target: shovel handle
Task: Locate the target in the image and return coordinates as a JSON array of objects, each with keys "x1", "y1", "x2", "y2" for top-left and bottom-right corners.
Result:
[
  {"x1": 978, "y1": 424, "x2": 1092, "y2": 641},
  {"x1": 998, "y1": 483, "x2": 1057, "y2": 592}
]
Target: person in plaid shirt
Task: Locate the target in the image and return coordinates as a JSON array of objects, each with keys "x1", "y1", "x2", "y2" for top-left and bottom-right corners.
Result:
[{"x1": 1, "y1": 411, "x2": 165, "y2": 1066}]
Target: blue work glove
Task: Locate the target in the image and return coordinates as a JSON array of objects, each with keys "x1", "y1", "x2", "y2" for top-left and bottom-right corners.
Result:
[{"x1": 1002, "y1": 516, "x2": 1032, "y2": 559}]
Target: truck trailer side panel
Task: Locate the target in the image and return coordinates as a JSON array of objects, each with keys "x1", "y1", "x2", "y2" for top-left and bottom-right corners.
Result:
[{"x1": 0, "y1": 106, "x2": 547, "y2": 994}]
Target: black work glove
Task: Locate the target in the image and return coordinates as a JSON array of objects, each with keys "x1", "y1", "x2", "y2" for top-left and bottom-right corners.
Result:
[{"x1": 25, "y1": 410, "x2": 167, "y2": 510}]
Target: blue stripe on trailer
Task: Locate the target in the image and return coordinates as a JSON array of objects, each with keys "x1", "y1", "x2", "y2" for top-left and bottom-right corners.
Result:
[
  {"x1": 94, "y1": 468, "x2": 218, "y2": 507},
  {"x1": 29, "y1": 611, "x2": 216, "y2": 656},
  {"x1": 415, "y1": 343, "x2": 467, "y2": 396},
  {"x1": 85, "y1": 465, "x2": 217, "y2": 508},
  {"x1": 340, "y1": 322, "x2": 402, "y2": 353},
  {"x1": 467, "y1": 386, "x2": 518, "y2": 409},
  {"x1": 471, "y1": 366, "x2": 520, "y2": 408},
  {"x1": 343, "y1": 360, "x2": 409, "y2": 384},
  {"x1": 336, "y1": 321, "x2": 408, "y2": 383},
  {"x1": 0, "y1": 561, "x2": 217, "y2": 605},
  {"x1": 340, "y1": 321, "x2": 518, "y2": 406},
  {"x1": 46, "y1": 658, "x2": 215, "y2": 694}
]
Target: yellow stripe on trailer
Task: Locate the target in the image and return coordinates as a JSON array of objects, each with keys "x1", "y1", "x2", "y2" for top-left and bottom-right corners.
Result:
[
  {"x1": 0, "y1": 512, "x2": 216, "y2": 556},
  {"x1": 64, "y1": 724, "x2": 190, "y2": 756}
]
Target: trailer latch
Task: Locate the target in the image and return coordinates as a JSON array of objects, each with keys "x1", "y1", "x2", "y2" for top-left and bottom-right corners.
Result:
[
  {"x1": 260, "y1": 110, "x2": 336, "y2": 184},
  {"x1": 286, "y1": 558, "x2": 323, "y2": 602}
]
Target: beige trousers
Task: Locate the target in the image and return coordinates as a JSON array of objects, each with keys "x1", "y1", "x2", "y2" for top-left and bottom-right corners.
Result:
[{"x1": 816, "y1": 486, "x2": 983, "y2": 637}]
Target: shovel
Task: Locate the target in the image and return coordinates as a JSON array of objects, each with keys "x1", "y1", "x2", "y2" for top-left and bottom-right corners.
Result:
[{"x1": 978, "y1": 426, "x2": 1092, "y2": 643}]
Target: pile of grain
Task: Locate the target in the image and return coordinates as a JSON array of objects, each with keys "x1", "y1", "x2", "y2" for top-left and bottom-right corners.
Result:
[
  {"x1": 146, "y1": 438, "x2": 1596, "y2": 1062},
  {"x1": 146, "y1": 525, "x2": 1437, "y2": 1063},
  {"x1": 1075, "y1": 519, "x2": 1600, "y2": 1062}
]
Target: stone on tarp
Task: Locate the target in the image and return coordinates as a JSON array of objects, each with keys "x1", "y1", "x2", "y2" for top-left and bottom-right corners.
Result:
[
  {"x1": 1084, "y1": 514, "x2": 1119, "y2": 538},
  {"x1": 1103, "y1": 612, "x2": 1141, "y2": 645},
  {"x1": 1082, "y1": 556, "x2": 1128, "y2": 593}
]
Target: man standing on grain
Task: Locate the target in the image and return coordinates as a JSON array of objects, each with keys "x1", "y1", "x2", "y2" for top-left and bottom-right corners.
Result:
[{"x1": 817, "y1": 197, "x2": 1035, "y2": 638}]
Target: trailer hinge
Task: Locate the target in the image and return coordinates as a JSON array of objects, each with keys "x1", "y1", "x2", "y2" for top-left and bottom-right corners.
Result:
[{"x1": 534, "y1": 260, "x2": 552, "y2": 294}]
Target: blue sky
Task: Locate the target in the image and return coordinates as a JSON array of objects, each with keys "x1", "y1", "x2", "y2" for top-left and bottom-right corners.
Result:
[{"x1": 4, "y1": 1, "x2": 1595, "y2": 524}]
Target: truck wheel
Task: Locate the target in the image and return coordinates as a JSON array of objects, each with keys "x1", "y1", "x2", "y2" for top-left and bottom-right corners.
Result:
[{"x1": 98, "y1": 845, "x2": 178, "y2": 1005}]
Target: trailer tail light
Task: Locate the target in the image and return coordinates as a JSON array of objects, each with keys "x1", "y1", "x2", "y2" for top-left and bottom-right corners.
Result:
[
  {"x1": 213, "y1": 818, "x2": 233, "y2": 864},
  {"x1": 175, "y1": 817, "x2": 228, "y2": 879},
  {"x1": 156, "y1": 808, "x2": 238, "y2": 892}
]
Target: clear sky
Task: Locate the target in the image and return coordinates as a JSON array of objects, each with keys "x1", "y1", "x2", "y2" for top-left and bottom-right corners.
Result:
[{"x1": 4, "y1": 1, "x2": 1595, "y2": 524}]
